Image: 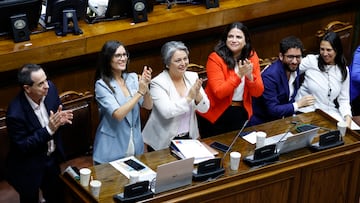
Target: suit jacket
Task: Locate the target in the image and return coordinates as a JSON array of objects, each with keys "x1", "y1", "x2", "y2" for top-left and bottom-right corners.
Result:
[
  {"x1": 93, "y1": 73, "x2": 144, "y2": 163},
  {"x1": 251, "y1": 59, "x2": 300, "y2": 125},
  {"x1": 6, "y1": 81, "x2": 64, "y2": 189},
  {"x1": 198, "y1": 51, "x2": 264, "y2": 123},
  {"x1": 142, "y1": 71, "x2": 209, "y2": 150}
]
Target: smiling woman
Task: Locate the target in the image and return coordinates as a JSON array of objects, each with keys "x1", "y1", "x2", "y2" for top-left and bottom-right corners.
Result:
[
  {"x1": 142, "y1": 41, "x2": 210, "y2": 151},
  {"x1": 92, "y1": 40, "x2": 153, "y2": 164},
  {"x1": 197, "y1": 21, "x2": 264, "y2": 138}
]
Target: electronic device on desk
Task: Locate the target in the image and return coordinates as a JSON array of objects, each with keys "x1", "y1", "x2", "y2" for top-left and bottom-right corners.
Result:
[
  {"x1": 243, "y1": 144, "x2": 279, "y2": 167},
  {"x1": 113, "y1": 181, "x2": 154, "y2": 203},
  {"x1": 86, "y1": 0, "x2": 154, "y2": 24},
  {"x1": 192, "y1": 157, "x2": 224, "y2": 181},
  {"x1": 40, "y1": 0, "x2": 88, "y2": 36},
  {"x1": 0, "y1": 0, "x2": 42, "y2": 43},
  {"x1": 309, "y1": 130, "x2": 344, "y2": 151},
  {"x1": 153, "y1": 157, "x2": 194, "y2": 194}
]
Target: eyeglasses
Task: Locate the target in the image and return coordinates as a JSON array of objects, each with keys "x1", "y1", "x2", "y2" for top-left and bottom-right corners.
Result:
[
  {"x1": 284, "y1": 55, "x2": 302, "y2": 60},
  {"x1": 114, "y1": 53, "x2": 128, "y2": 59}
]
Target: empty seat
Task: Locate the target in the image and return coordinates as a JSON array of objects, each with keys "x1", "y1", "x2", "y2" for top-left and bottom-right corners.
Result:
[{"x1": 59, "y1": 91, "x2": 95, "y2": 172}]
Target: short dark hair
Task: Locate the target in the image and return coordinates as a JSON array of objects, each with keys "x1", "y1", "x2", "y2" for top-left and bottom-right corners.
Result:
[
  {"x1": 279, "y1": 36, "x2": 304, "y2": 55},
  {"x1": 17, "y1": 64, "x2": 43, "y2": 86}
]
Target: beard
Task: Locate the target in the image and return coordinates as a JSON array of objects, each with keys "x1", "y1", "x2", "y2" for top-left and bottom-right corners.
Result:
[{"x1": 283, "y1": 63, "x2": 298, "y2": 72}]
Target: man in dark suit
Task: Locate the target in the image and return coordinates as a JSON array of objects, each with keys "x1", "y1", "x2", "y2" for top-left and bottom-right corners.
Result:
[
  {"x1": 250, "y1": 36, "x2": 315, "y2": 126},
  {"x1": 6, "y1": 64, "x2": 73, "y2": 203}
]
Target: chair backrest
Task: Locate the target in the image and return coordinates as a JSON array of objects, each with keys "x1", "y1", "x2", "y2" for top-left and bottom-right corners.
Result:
[
  {"x1": 316, "y1": 21, "x2": 353, "y2": 62},
  {"x1": 0, "y1": 109, "x2": 8, "y2": 180},
  {"x1": 59, "y1": 91, "x2": 94, "y2": 160},
  {"x1": 187, "y1": 63, "x2": 207, "y2": 87}
]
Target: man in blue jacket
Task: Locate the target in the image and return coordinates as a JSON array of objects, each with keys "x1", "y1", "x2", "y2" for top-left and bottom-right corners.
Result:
[
  {"x1": 6, "y1": 64, "x2": 73, "y2": 203},
  {"x1": 250, "y1": 36, "x2": 315, "y2": 125}
]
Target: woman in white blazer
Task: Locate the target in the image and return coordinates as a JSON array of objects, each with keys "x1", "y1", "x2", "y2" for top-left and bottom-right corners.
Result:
[{"x1": 142, "y1": 41, "x2": 210, "y2": 151}]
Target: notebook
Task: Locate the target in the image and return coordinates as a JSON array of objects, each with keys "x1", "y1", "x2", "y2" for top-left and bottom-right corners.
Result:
[
  {"x1": 265, "y1": 127, "x2": 320, "y2": 154},
  {"x1": 152, "y1": 157, "x2": 194, "y2": 194}
]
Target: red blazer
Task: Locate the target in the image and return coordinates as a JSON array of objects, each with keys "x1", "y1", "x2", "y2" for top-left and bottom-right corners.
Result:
[{"x1": 198, "y1": 51, "x2": 264, "y2": 123}]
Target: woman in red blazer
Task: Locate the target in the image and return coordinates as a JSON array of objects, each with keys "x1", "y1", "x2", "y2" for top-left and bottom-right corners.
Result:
[{"x1": 197, "y1": 22, "x2": 264, "y2": 138}]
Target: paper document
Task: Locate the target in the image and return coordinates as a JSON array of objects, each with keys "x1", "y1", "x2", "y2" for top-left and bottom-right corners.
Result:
[
  {"x1": 242, "y1": 131, "x2": 258, "y2": 144},
  {"x1": 109, "y1": 156, "x2": 156, "y2": 182},
  {"x1": 171, "y1": 139, "x2": 215, "y2": 164}
]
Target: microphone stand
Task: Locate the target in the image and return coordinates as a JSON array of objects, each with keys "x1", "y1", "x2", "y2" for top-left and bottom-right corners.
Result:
[{"x1": 192, "y1": 120, "x2": 249, "y2": 181}]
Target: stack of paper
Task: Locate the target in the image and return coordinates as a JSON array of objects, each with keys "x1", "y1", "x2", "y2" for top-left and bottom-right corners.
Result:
[{"x1": 170, "y1": 139, "x2": 215, "y2": 164}]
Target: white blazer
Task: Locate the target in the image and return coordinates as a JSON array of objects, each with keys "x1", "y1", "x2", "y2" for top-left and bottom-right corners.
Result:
[{"x1": 142, "y1": 70, "x2": 209, "y2": 150}]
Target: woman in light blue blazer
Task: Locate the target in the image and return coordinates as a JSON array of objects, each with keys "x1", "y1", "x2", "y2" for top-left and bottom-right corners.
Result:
[
  {"x1": 142, "y1": 41, "x2": 210, "y2": 151},
  {"x1": 93, "y1": 40, "x2": 153, "y2": 164}
]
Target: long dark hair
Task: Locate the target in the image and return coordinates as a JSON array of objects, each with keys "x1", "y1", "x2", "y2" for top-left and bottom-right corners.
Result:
[
  {"x1": 214, "y1": 22, "x2": 254, "y2": 69},
  {"x1": 318, "y1": 31, "x2": 347, "y2": 82},
  {"x1": 94, "y1": 40, "x2": 129, "y2": 93}
]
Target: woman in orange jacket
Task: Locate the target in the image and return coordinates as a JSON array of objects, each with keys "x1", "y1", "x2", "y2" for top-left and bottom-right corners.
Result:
[{"x1": 197, "y1": 22, "x2": 264, "y2": 138}]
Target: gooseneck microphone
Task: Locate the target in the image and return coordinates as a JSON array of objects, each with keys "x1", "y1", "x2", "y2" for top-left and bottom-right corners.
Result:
[
  {"x1": 221, "y1": 120, "x2": 249, "y2": 165},
  {"x1": 192, "y1": 120, "x2": 248, "y2": 181}
]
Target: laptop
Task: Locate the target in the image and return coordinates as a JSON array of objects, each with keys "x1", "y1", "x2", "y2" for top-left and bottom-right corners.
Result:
[
  {"x1": 264, "y1": 127, "x2": 320, "y2": 154},
  {"x1": 152, "y1": 157, "x2": 194, "y2": 194}
]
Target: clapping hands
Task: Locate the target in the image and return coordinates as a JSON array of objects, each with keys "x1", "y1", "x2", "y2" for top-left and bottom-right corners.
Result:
[
  {"x1": 48, "y1": 105, "x2": 73, "y2": 132},
  {"x1": 238, "y1": 59, "x2": 254, "y2": 81}
]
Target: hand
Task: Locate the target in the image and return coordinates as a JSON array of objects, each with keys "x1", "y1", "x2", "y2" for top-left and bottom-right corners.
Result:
[
  {"x1": 138, "y1": 66, "x2": 152, "y2": 95},
  {"x1": 238, "y1": 59, "x2": 253, "y2": 81},
  {"x1": 297, "y1": 95, "x2": 315, "y2": 108},
  {"x1": 141, "y1": 66, "x2": 152, "y2": 85},
  {"x1": 48, "y1": 105, "x2": 73, "y2": 132},
  {"x1": 187, "y1": 79, "x2": 203, "y2": 103}
]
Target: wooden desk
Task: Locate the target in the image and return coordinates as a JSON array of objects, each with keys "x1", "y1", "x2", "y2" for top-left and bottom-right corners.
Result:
[
  {"x1": 0, "y1": 0, "x2": 351, "y2": 72},
  {"x1": 60, "y1": 110, "x2": 360, "y2": 203}
]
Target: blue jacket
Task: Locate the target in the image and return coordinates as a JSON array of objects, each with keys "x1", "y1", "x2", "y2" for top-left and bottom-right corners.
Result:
[
  {"x1": 350, "y1": 46, "x2": 360, "y2": 101},
  {"x1": 6, "y1": 81, "x2": 64, "y2": 192},
  {"x1": 251, "y1": 60, "x2": 300, "y2": 125},
  {"x1": 93, "y1": 73, "x2": 144, "y2": 163}
]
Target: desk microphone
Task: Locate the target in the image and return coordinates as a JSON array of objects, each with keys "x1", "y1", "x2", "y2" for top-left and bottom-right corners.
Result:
[
  {"x1": 221, "y1": 120, "x2": 249, "y2": 164},
  {"x1": 192, "y1": 120, "x2": 248, "y2": 181},
  {"x1": 243, "y1": 121, "x2": 297, "y2": 167}
]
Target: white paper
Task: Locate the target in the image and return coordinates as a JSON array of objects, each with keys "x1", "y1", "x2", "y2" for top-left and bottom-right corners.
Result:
[
  {"x1": 171, "y1": 140, "x2": 214, "y2": 164},
  {"x1": 242, "y1": 131, "x2": 258, "y2": 144}
]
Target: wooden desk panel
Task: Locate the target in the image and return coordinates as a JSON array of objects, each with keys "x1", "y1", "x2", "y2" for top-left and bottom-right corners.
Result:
[
  {"x1": 60, "y1": 110, "x2": 360, "y2": 202},
  {"x1": 0, "y1": 0, "x2": 351, "y2": 72}
]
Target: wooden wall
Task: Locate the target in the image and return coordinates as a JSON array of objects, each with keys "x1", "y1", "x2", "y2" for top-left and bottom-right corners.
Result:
[{"x1": 0, "y1": 1, "x2": 358, "y2": 138}]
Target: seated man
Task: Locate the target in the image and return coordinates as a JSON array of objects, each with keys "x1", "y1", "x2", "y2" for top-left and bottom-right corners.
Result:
[
  {"x1": 250, "y1": 36, "x2": 314, "y2": 125},
  {"x1": 6, "y1": 64, "x2": 73, "y2": 203}
]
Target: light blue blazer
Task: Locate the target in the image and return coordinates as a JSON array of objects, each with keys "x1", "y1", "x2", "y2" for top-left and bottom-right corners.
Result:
[{"x1": 93, "y1": 73, "x2": 144, "y2": 163}]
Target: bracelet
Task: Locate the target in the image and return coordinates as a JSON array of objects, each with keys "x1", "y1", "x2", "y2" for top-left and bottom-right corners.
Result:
[{"x1": 137, "y1": 91, "x2": 145, "y2": 96}]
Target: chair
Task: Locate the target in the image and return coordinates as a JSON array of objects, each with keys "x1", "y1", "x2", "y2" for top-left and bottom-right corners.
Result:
[
  {"x1": 0, "y1": 109, "x2": 20, "y2": 203},
  {"x1": 59, "y1": 91, "x2": 94, "y2": 172},
  {"x1": 316, "y1": 21, "x2": 353, "y2": 62},
  {"x1": 187, "y1": 63, "x2": 207, "y2": 87}
]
